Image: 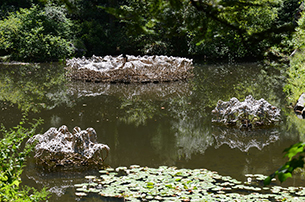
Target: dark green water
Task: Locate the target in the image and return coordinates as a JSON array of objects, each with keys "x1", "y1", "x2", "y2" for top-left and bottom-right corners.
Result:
[{"x1": 0, "y1": 61, "x2": 304, "y2": 201}]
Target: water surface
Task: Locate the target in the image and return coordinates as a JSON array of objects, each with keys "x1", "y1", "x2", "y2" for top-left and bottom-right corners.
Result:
[{"x1": 0, "y1": 61, "x2": 304, "y2": 201}]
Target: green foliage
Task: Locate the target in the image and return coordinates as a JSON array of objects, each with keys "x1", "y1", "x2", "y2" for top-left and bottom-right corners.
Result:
[
  {"x1": 283, "y1": 12, "x2": 305, "y2": 103},
  {"x1": 265, "y1": 11, "x2": 305, "y2": 185},
  {"x1": 65, "y1": 0, "x2": 128, "y2": 56},
  {"x1": 0, "y1": 0, "x2": 38, "y2": 19},
  {"x1": 283, "y1": 50, "x2": 305, "y2": 102},
  {"x1": 0, "y1": 5, "x2": 74, "y2": 62},
  {"x1": 103, "y1": 0, "x2": 299, "y2": 58},
  {"x1": 264, "y1": 142, "x2": 305, "y2": 185},
  {"x1": 102, "y1": 0, "x2": 206, "y2": 56},
  {"x1": 0, "y1": 116, "x2": 49, "y2": 201},
  {"x1": 0, "y1": 0, "x2": 301, "y2": 60}
]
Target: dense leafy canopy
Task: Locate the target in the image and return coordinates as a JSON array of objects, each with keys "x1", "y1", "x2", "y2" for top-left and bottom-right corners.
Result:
[
  {"x1": 0, "y1": 4, "x2": 73, "y2": 61},
  {"x1": 0, "y1": 0, "x2": 301, "y2": 61},
  {"x1": 103, "y1": 0, "x2": 300, "y2": 58}
]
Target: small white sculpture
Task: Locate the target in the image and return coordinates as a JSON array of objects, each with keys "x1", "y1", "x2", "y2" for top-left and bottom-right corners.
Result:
[
  {"x1": 212, "y1": 95, "x2": 281, "y2": 128},
  {"x1": 27, "y1": 125, "x2": 109, "y2": 168}
]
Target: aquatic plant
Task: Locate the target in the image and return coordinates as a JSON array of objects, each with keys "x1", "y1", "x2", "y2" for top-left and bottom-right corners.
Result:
[{"x1": 74, "y1": 165, "x2": 305, "y2": 201}]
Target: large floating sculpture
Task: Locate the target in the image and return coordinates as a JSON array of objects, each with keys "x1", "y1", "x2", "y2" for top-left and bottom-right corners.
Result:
[
  {"x1": 212, "y1": 95, "x2": 281, "y2": 129},
  {"x1": 27, "y1": 125, "x2": 109, "y2": 169},
  {"x1": 66, "y1": 55, "x2": 194, "y2": 83}
]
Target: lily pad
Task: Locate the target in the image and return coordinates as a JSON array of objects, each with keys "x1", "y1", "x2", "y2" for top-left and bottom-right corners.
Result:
[
  {"x1": 74, "y1": 183, "x2": 85, "y2": 187},
  {"x1": 99, "y1": 170, "x2": 108, "y2": 174},
  {"x1": 85, "y1": 175, "x2": 96, "y2": 179},
  {"x1": 75, "y1": 192, "x2": 87, "y2": 197},
  {"x1": 76, "y1": 188, "x2": 88, "y2": 192}
]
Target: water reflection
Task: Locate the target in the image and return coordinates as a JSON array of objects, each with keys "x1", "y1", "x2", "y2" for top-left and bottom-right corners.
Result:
[
  {"x1": 0, "y1": 62, "x2": 302, "y2": 201},
  {"x1": 0, "y1": 63, "x2": 73, "y2": 112},
  {"x1": 66, "y1": 80, "x2": 191, "y2": 100},
  {"x1": 212, "y1": 127, "x2": 280, "y2": 152}
]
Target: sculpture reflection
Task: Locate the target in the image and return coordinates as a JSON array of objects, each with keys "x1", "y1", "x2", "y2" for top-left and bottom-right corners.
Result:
[{"x1": 212, "y1": 127, "x2": 279, "y2": 152}]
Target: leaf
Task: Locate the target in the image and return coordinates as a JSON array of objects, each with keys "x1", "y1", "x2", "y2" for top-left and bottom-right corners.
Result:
[
  {"x1": 283, "y1": 142, "x2": 305, "y2": 160},
  {"x1": 165, "y1": 184, "x2": 174, "y2": 189},
  {"x1": 264, "y1": 156, "x2": 305, "y2": 185},
  {"x1": 278, "y1": 172, "x2": 292, "y2": 183}
]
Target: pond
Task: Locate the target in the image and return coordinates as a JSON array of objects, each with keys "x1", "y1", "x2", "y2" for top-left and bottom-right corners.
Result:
[{"x1": 0, "y1": 61, "x2": 304, "y2": 201}]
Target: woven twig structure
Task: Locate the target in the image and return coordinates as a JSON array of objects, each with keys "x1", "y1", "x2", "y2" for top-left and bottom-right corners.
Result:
[{"x1": 66, "y1": 55, "x2": 194, "y2": 83}]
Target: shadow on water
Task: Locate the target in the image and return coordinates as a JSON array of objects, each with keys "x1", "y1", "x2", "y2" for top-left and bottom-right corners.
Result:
[{"x1": 1, "y1": 62, "x2": 305, "y2": 201}]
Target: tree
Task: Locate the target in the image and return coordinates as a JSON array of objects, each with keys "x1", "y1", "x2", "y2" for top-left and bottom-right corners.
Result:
[
  {"x1": 0, "y1": 4, "x2": 74, "y2": 62},
  {"x1": 264, "y1": 10, "x2": 305, "y2": 185},
  {"x1": 103, "y1": 0, "x2": 300, "y2": 58}
]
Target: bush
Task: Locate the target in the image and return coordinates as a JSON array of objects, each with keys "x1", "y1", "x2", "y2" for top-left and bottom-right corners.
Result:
[
  {"x1": 283, "y1": 11, "x2": 305, "y2": 103},
  {"x1": 0, "y1": 116, "x2": 49, "y2": 201},
  {"x1": 0, "y1": 5, "x2": 74, "y2": 62},
  {"x1": 265, "y1": 11, "x2": 305, "y2": 185}
]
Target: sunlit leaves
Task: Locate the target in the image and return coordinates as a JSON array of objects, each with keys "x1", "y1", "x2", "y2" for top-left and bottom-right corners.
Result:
[
  {"x1": 101, "y1": 0, "x2": 299, "y2": 58},
  {"x1": 283, "y1": 142, "x2": 305, "y2": 160},
  {"x1": 0, "y1": 117, "x2": 49, "y2": 201},
  {"x1": 264, "y1": 142, "x2": 305, "y2": 185},
  {"x1": 0, "y1": 5, "x2": 73, "y2": 62}
]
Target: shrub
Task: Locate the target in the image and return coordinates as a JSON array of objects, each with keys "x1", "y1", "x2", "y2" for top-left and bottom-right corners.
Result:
[
  {"x1": 0, "y1": 5, "x2": 74, "y2": 62},
  {"x1": 0, "y1": 116, "x2": 49, "y2": 201},
  {"x1": 283, "y1": 11, "x2": 305, "y2": 103},
  {"x1": 265, "y1": 11, "x2": 305, "y2": 185}
]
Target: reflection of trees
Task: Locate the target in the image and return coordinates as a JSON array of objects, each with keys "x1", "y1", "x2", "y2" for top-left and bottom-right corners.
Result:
[
  {"x1": 174, "y1": 118, "x2": 214, "y2": 159},
  {"x1": 66, "y1": 80, "x2": 191, "y2": 100},
  {"x1": 192, "y1": 63, "x2": 286, "y2": 108},
  {"x1": 0, "y1": 63, "x2": 74, "y2": 112},
  {"x1": 67, "y1": 80, "x2": 192, "y2": 126},
  {"x1": 119, "y1": 98, "x2": 157, "y2": 127},
  {"x1": 149, "y1": 124, "x2": 179, "y2": 166},
  {"x1": 284, "y1": 108, "x2": 305, "y2": 142},
  {"x1": 167, "y1": 63, "x2": 286, "y2": 159},
  {"x1": 64, "y1": 63, "x2": 288, "y2": 162},
  {"x1": 166, "y1": 96, "x2": 213, "y2": 160}
]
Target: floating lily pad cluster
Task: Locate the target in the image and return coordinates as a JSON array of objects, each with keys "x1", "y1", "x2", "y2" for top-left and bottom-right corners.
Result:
[{"x1": 74, "y1": 166, "x2": 305, "y2": 201}]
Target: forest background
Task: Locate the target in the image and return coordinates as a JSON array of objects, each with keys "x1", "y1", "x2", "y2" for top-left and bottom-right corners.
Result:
[{"x1": 0, "y1": 0, "x2": 302, "y2": 62}]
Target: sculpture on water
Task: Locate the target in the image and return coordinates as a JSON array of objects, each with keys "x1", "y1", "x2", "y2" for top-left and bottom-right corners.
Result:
[
  {"x1": 66, "y1": 55, "x2": 194, "y2": 83},
  {"x1": 212, "y1": 95, "x2": 281, "y2": 129},
  {"x1": 27, "y1": 125, "x2": 109, "y2": 169}
]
